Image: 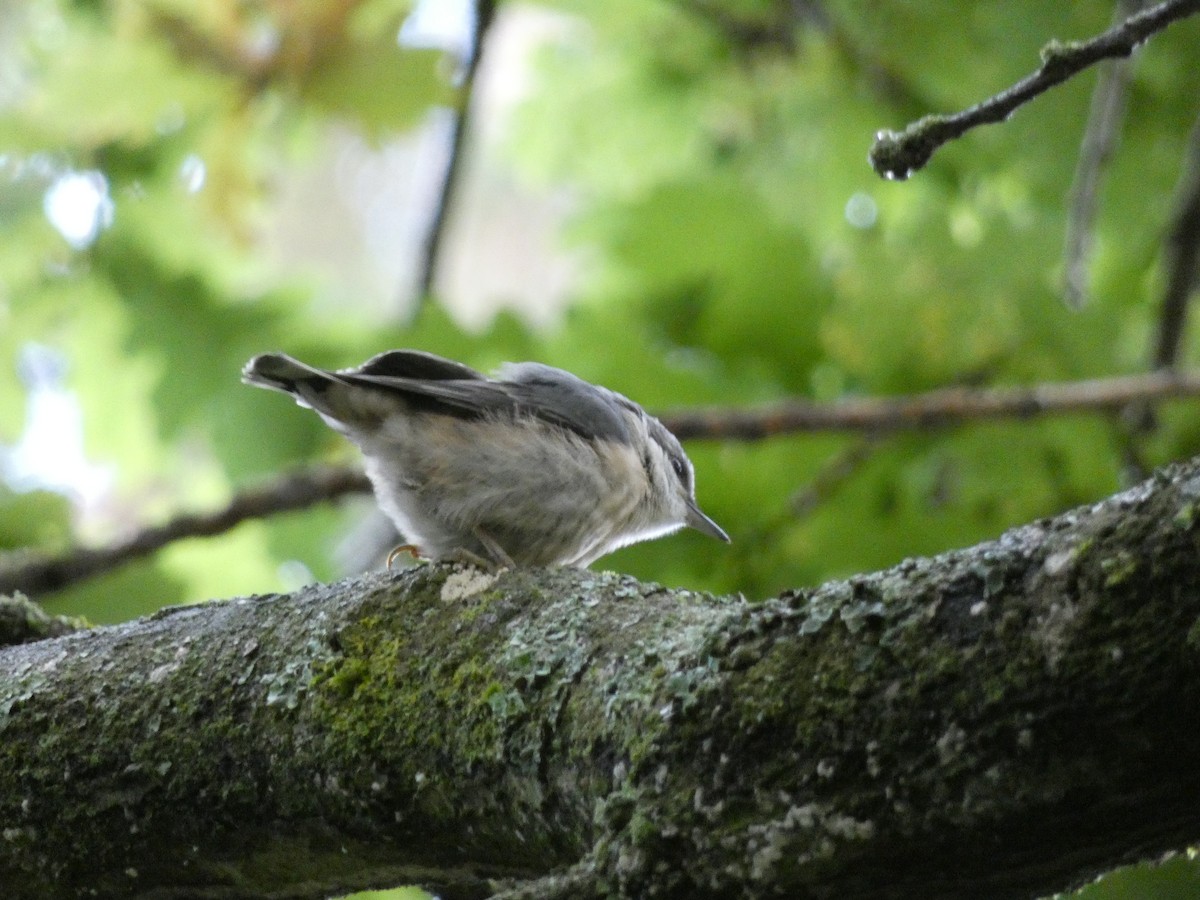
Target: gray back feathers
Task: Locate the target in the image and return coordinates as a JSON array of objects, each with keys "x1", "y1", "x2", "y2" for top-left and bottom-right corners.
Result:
[{"x1": 244, "y1": 351, "x2": 636, "y2": 445}]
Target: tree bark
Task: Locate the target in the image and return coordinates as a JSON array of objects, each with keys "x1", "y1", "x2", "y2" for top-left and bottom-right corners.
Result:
[{"x1": 4, "y1": 458, "x2": 1200, "y2": 899}]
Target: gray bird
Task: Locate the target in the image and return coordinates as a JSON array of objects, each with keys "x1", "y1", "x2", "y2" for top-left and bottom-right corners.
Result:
[{"x1": 242, "y1": 350, "x2": 729, "y2": 568}]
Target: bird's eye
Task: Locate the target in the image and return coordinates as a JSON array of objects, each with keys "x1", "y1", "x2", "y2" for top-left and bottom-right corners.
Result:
[{"x1": 669, "y1": 454, "x2": 689, "y2": 485}]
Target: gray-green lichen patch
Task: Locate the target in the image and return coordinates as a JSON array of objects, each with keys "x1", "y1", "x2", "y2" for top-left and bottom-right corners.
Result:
[
  {"x1": 0, "y1": 592, "x2": 88, "y2": 647},
  {"x1": 1031, "y1": 597, "x2": 1079, "y2": 673},
  {"x1": 440, "y1": 566, "x2": 500, "y2": 602},
  {"x1": 746, "y1": 801, "x2": 877, "y2": 883}
]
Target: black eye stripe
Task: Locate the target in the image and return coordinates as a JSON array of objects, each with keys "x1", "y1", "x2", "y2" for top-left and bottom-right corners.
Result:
[
  {"x1": 669, "y1": 455, "x2": 689, "y2": 485},
  {"x1": 646, "y1": 422, "x2": 692, "y2": 489}
]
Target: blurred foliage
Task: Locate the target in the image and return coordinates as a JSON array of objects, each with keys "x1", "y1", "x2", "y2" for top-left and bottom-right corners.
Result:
[
  {"x1": 1, "y1": 0, "x2": 1199, "y2": 896},
  {"x1": 339, "y1": 888, "x2": 430, "y2": 900},
  {"x1": 1065, "y1": 853, "x2": 1200, "y2": 900}
]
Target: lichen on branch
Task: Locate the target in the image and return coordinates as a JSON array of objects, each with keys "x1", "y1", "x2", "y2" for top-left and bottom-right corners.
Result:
[{"x1": 4, "y1": 458, "x2": 1200, "y2": 898}]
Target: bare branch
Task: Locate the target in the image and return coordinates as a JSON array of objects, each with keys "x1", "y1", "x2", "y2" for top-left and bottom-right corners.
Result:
[
  {"x1": 0, "y1": 466, "x2": 370, "y2": 599},
  {"x1": 1062, "y1": 0, "x2": 1145, "y2": 309},
  {"x1": 788, "y1": 434, "x2": 886, "y2": 517},
  {"x1": 730, "y1": 435, "x2": 888, "y2": 557},
  {"x1": 662, "y1": 370, "x2": 1200, "y2": 440},
  {"x1": 1152, "y1": 112, "x2": 1200, "y2": 370},
  {"x1": 869, "y1": 0, "x2": 1200, "y2": 180},
  {"x1": 413, "y1": 0, "x2": 499, "y2": 305},
  {"x1": 1121, "y1": 112, "x2": 1200, "y2": 450}
]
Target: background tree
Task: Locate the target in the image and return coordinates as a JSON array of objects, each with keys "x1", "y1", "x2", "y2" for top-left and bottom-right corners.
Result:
[{"x1": 1, "y1": 0, "x2": 1199, "y2": 897}]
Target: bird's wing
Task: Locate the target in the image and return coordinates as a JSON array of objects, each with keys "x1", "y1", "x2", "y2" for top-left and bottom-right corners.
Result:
[
  {"x1": 246, "y1": 351, "x2": 633, "y2": 444},
  {"x1": 351, "y1": 349, "x2": 486, "y2": 382},
  {"x1": 350, "y1": 361, "x2": 632, "y2": 443},
  {"x1": 497, "y1": 362, "x2": 632, "y2": 443}
]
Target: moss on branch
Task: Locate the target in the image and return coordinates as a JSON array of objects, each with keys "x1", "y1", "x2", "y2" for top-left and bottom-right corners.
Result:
[{"x1": 3, "y1": 460, "x2": 1200, "y2": 898}]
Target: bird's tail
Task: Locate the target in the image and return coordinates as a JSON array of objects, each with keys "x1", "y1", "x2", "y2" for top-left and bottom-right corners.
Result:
[
  {"x1": 241, "y1": 353, "x2": 352, "y2": 418},
  {"x1": 242, "y1": 353, "x2": 326, "y2": 392},
  {"x1": 242, "y1": 352, "x2": 393, "y2": 433}
]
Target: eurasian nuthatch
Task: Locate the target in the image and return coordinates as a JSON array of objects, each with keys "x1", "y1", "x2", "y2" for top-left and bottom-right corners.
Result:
[{"x1": 242, "y1": 350, "x2": 729, "y2": 568}]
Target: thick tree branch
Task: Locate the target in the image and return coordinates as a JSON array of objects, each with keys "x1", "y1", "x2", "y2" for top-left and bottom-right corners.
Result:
[
  {"x1": 5, "y1": 455, "x2": 1200, "y2": 898},
  {"x1": 869, "y1": 0, "x2": 1200, "y2": 180}
]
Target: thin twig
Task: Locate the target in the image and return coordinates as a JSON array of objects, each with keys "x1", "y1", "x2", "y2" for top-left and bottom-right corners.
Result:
[
  {"x1": 413, "y1": 0, "x2": 498, "y2": 305},
  {"x1": 723, "y1": 436, "x2": 890, "y2": 567},
  {"x1": 0, "y1": 466, "x2": 371, "y2": 598},
  {"x1": 1152, "y1": 112, "x2": 1200, "y2": 370},
  {"x1": 1120, "y1": 111, "x2": 1200, "y2": 468},
  {"x1": 788, "y1": 434, "x2": 887, "y2": 517},
  {"x1": 1063, "y1": 0, "x2": 1145, "y2": 309},
  {"x1": 869, "y1": 0, "x2": 1200, "y2": 180},
  {"x1": 662, "y1": 370, "x2": 1200, "y2": 440}
]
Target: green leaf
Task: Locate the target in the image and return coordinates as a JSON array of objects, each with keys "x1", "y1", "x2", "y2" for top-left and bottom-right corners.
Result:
[
  {"x1": 0, "y1": 12, "x2": 231, "y2": 152},
  {"x1": 301, "y1": 40, "x2": 450, "y2": 136}
]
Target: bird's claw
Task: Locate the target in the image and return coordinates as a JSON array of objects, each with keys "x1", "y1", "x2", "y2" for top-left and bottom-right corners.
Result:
[{"x1": 386, "y1": 544, "x2": 423, "y2": 570}]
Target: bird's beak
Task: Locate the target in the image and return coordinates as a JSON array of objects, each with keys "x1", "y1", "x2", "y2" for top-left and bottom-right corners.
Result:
[{"x1": 685, "y1": 498, "x2": 730, "y2": 543}]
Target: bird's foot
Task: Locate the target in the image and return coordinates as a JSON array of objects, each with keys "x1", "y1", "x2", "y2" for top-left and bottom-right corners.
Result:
[
  {"x1": 445, "y1": 547, "x2": 505, "y2": 572},
  {"x1": 386, "y1": 543, "x2": 424, "y2": 570},
  {"x1": 471, "y1": 526, "x2": 516, "y2": 570}
]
